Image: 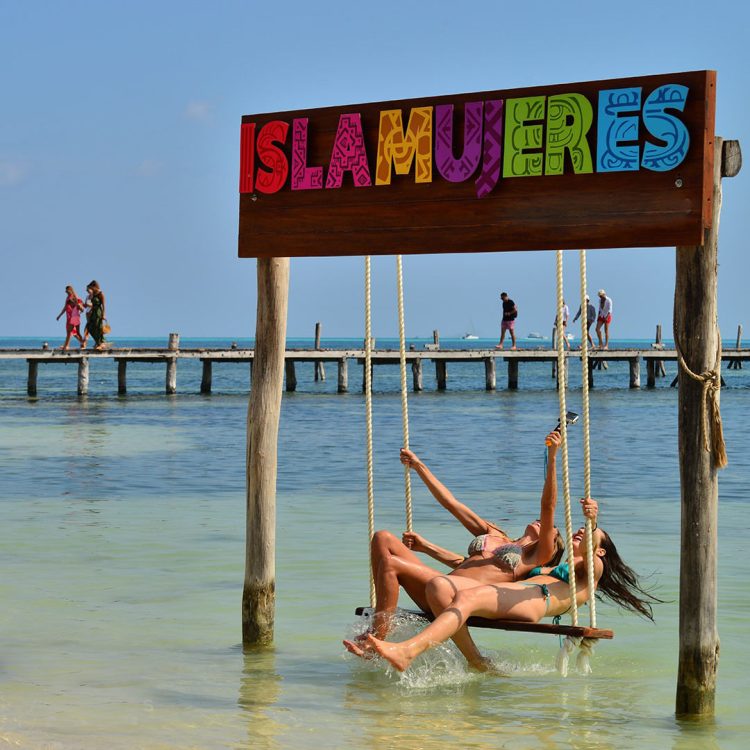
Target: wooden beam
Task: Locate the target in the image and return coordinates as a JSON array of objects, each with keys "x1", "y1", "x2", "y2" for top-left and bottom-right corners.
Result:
[
  {"x1": 674, "y1": 136, "x2": 736, "y2": 717},
  {"x1": 243, "y1": 256, "x2": 289, "y2": 647}
]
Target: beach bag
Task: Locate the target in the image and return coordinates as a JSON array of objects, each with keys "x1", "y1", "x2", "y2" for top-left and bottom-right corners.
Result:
[{"x1": 102, "y1": 320, "x2": 112, "y2": 335}]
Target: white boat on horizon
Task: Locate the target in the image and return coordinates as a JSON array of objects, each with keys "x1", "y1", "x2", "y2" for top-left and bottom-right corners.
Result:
[
  {"x1": 527, "y1": 332, "x2": 547, "y2": 339},
  {"x1": 461, "y1": 333, "x2": 479, "y2": 340}
]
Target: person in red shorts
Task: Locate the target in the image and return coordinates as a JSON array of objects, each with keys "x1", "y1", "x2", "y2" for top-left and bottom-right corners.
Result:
[
  {"x1": 55, "y1": 285, "x2": 85, "y2": 350},
  {"x1": 595, "y1": 289, "x2": 613, "y2": 349},
  {"x1": 496, "y1": 291, "x2": 517, "y2": 350}
]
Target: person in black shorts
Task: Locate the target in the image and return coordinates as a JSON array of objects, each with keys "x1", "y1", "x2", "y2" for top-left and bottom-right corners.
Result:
[{"x1": 496, "y1": 292, "x2": 517, "y2": 350}]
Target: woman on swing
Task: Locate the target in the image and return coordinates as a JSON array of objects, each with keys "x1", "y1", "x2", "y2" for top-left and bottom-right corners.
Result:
[
  {"x1": 365, "y1": 431, "x2": 569, "y2": 659},
  {"x1": 347, "y1": 504, "x2": 658, "y2": 672}
]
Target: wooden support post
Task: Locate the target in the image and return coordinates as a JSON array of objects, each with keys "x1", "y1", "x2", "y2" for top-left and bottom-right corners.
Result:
[
  {"x1": 201, "y1": 360, "x2": 212, "y2": 394},
  {"x1": 484, "y1": 357, "x2": 496, "y2": 390},
  {"x1": 655, "y1": 324, "x2": 667, "y2": 377},
  {"x1": 629, "y1": 357, "x2": 640, "y2": 388},
  {"x1": 77, "y1": 357, "x2": 89, "y2": 396},
  {"x1": 671, "y1": 374, "x2": 679, "y2": 388},
  {"x1": 412, "y1": 358, "x2": 423, "y2": 392},
  {"x1": 674, "y1": 137, "x2": 739, "y2": 717},
  {"x1": 284, "y1": 360, "x2": 297, "y2": 392},
  {"x1": 27, "y1": 360, "x2": 38, "y2": 396},
  {"x1": 314, "y1": 322, "x2": 326, "y2": 381},
  {"x1": 435, "y1": 360, "x2": 447, "y2": 390},
  {"x1": 243, "y1": 256, "x2": 289, "y2": 648},
  {"x1": 166, "y1": 356, "x2": 177, "y2": 394},
  {"x1": 337, "y1": 358, "x2": 348, "y2": 393},
  {"x1": 551, "y1": 326, "x2": 557, "y2": 377},
  {"x1": 507, "y1": 358, "x2": 518, "y2": 390},
  {"x1": 729, "y1": 324, "x2": 743, "y2": 369},
  {"x1": 168, "y1": 332, "x2": 180, "y2": 351},
  {"x1": 433, "y1": 329, "x2": 440, "y2": 348},
  {"x1": 646, "y1": 359, "x2": 656, "y2": 388},
  {"x1": 249, "y1": 360, "x2": 253, "y2": 388},
  {"x1": 118, "y1": 360, "x2": 127, "y2": 395},
  {"x1": 588, "y1": 359, "x2": 594, "y2": 388}
]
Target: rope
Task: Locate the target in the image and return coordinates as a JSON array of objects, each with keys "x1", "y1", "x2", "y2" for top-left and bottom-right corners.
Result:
[
  {"x1": 555, "y1": 249, "x2": 578, "y2": 627},
  {"x1": 674, "y1": 332, "x2": 728, "y2": 469},
  {"x1": 395, "y1": 255, "x2": 413, "y2": 532},
  {"x1": 578, "y1": 250, "x2": 596, "y2": 628},
  {"x1": 364, "y1": 256, "x2": 376, "y2": 606}
]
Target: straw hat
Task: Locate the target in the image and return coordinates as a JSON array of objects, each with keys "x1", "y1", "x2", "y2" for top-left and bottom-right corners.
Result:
[{"x1": 597, "y1": 289, "x2": 606, "y2": 297}]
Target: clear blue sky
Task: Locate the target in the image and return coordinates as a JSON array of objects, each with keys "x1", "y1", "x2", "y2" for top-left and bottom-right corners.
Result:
[{"x1": 1, "y1": 0, "x2": 747, "y2": 339}]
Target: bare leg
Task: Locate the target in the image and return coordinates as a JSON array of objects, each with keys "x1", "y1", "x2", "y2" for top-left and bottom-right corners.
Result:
[
  {"x1": 603, "y1": 321, "x2": 610, "y2": 349},
  {"x1": 509, "y1": 328, "x2": 517, "y2": 350},
  {"x1": 346, "y1": 584, "x2": 545, "y2": 672},
  {"x1": 60, "y1": 328, "x2": 72, "y2": 350},
  {"x1": 369, "y1": 530, "x2": 440, "y2": 638},
  {"x1": 424, "y1": 576, "x2": 491, "y2": 671},
  {"x1": 595, "y1": 322, "x2": 603, "y2": 348},
  {"x1": 497, "y1": 328, "x2": 506, "y2": 349}
]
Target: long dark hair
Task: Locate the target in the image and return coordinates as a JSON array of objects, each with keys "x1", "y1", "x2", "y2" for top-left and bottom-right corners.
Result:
[{"x1": 595, "y1": 530, "x2": 662, "y2": 621}]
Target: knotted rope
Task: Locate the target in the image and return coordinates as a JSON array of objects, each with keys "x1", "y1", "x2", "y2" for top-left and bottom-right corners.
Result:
[{"x1": 674, "y1": 332, "x2": 728, "y2": 469}]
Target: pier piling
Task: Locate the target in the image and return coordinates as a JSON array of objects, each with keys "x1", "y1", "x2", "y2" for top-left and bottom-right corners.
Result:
[
  {"x1": 337, "y1": 358, "x2": 348, "y2": 393},
  {"x1": 484, "y1": 357, "x2": 496, "y2": 391},
  {"x1": 27, "y1": 359, "x2": 38, "y2": 396},
  {"x1": 77, "y1": 358, "x2": 89, "y2": 396}
]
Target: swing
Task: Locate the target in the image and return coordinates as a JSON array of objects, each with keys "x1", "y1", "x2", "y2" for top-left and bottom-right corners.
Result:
[{"x1": 356, "y1": 251, "x2": 614, "y2": 652}]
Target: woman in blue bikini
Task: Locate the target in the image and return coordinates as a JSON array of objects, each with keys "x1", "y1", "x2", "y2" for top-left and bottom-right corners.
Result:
[
  {"x1": 365, "y1": 432, "x2": 568, "y2": 667},
  {"x1": 347, "y1": 510, "x2": 659, "y2": 672}
]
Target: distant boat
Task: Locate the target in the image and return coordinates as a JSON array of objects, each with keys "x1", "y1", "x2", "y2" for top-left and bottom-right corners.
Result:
[
  {"x1": 462, "y1": 333, "x2": 479, "y2": 340},
  {"x1": 527, "y1": 332, "x2": 547, "y2": 339}
]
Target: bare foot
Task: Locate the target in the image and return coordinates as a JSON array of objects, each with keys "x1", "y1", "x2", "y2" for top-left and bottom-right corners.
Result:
[
  {"x1": 356, "y1": 634, "x2": 414, "y2": 672},
  {"x1": 495, "y1": 344, "x2": 504, "y2": 350},
  {"x1": 510, "y1": 346, "x2": 517, "y2": 350}
]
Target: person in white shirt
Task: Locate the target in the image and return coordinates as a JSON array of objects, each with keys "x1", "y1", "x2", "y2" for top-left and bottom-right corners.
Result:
[
  {"x1": 555, "y1": 300, "x2": 571, "y2": 349},
  {"x1": 595, "y1": 289, "x2": 613, "y2": 349}
]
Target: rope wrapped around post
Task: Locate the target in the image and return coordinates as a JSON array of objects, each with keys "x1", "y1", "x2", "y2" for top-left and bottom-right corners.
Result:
[{"x1": 674, "y1": 333, "x2": 728, "y2": 469}]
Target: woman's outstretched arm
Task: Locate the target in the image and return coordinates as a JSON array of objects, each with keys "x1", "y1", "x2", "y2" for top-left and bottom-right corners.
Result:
[
  {"x1": 534, "y1": 431, "x2": 561, "y2": 565},
  {"x1": 400, "y1": 449, "x2": 491, "y2": 536},
  {"x1": 402, "y1": 531, "x2": 465, "y2": 569}
]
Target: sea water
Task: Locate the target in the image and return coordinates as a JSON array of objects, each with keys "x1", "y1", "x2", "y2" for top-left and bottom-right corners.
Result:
[{"x1": 0, "y1": 338, "x2": 748, "y2": 749}]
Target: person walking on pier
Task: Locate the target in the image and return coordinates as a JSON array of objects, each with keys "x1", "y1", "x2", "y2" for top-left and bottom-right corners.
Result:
[
  {"x1": 555, "y1": 299, "x2": 571, "y2": 349},
  {"x1": 596, "y1": 289, "x2": 613, "y2": 349},
  {"x1": 85, "y1": 280, "x2": 109, "y2": 351},
  {"x1": 496, "y1": 292, "x2": 517, "y2": 350},
  {"x1": 55, "y1": 286, "x2": 85, "y2": 350},
  {"x1": 573, "y1": 294, "x2": 596, "y2": 347}
]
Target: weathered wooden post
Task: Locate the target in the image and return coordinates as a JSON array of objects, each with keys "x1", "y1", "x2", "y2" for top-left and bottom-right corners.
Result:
[
  {"x1": 77, "y1": 357, "x2": 89, "y2": 396},
  {"x1": 118, "y1": 360, "x2": 127, "y2": 395},
  {"x1": 243, "y1": 256, "x2": 290, "y2": 648},
  {"x1": 484, "y1": 357, "x2": 496, "y2": 390},
  {"x1": 507, "y1": 358, "x2": 518, "y2": 390},
  {"x1": 674, "y1": 137, "x2": 739, "y2": 717},
  {"x1": 411, "y1": 358, "x2": 423, "y2": 391},
  {"x1": 27, "y1": 359, "x2": 38, "y2": 396},
  {"x1": 435, "y1": 359, "x2": 447, "y2": 390},
  {"x1": 314, "y1": 322, "x2": 326, "y2": 381},
  {"x1": 655, "y1": 323, "x2": 667, "y2": 377},
  {"x1": 629, "y1": 357, "x2": 640, "y2": 388},
  {"x1": 201, "y1": 360, "x2": 212, "y2": 394},
  {"x1": 166, "y1": 356, "x2": 177, "y2": 394},
  {"x1": 646, "y1": 358, "x2": 656, "y2": 388},
  {"x1": 168, "y1": 333, "x2": 180, "y2": 351},
  {"x1": 337, "y1": 357, "x2": 348, "y2": 393},
  {"x1": 728, "y1": 324, "x2": 743, "y2": 369},
  {"x1": 432, "y1": 329, "x2": 440, "y2": 348},
  {"x1": 284, "y1": 360, "x2": 297, "y2": 392}
]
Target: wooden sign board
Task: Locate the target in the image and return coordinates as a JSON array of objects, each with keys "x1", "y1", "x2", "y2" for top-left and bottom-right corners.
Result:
[{"x1": 238, "y1": 70, "x2": 715, "y2": 258}]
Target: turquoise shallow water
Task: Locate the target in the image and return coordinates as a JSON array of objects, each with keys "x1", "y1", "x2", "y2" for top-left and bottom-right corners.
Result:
[{"x1": 1, "y1": 338, "x2": 748, "y2": 748}]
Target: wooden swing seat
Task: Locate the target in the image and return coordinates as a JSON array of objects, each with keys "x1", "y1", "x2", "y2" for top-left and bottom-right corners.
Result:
[{"x1": 354, "y1": 607, "x2": 614, "y2": 640}]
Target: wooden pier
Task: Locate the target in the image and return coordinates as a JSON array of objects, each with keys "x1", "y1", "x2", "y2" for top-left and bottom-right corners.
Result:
[{"x1": 2, "y1": 346, "x2": 748, "y2": 396}]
